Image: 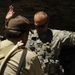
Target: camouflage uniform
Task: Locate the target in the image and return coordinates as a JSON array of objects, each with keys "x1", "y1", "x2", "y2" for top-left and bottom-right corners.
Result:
[
  {"x1": 0, "y1": 39, "x2": 44, "y2": 75},
  {"x1": 26, "y1": 28, "x2": 75, "y2": 75}
]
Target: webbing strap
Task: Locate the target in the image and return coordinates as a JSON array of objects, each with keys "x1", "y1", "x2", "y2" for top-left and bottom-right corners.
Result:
[{"x1": 16, "y1": 49, "x2": 27, "y2": 75}]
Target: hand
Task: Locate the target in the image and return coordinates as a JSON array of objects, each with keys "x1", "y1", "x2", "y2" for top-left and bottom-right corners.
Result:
[{"x1": 5, "y1": 5, "x2": 15, "y2": 20}]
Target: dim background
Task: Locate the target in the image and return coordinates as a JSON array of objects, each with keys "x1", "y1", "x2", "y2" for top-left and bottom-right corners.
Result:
[{"x1": 0, "y1": 0, "x2": 75, "y2": 35}]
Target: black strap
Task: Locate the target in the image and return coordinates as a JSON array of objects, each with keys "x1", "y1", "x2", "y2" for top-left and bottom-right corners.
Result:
[{"x1": 16, "y1": 49, "x2": 27, "y2": 75}]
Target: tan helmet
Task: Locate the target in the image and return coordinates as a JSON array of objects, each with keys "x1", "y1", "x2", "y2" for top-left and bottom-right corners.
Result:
[{"x1": 7, "y1": 15, "x2": 33, "y2": 33}]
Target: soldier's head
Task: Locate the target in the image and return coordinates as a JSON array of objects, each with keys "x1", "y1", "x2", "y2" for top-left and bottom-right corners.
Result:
[
  {"x1": 5, "y1": 15, "x2": 33, "y2": 44},
  {"x1": 34, "y1": 11, "x2": 48, "y2": 35}
]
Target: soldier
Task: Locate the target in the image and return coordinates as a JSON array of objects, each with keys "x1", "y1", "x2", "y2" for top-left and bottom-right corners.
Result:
[
  {"x1": 26, "y1": 11, "x2": 75, "y2": 75},
  {"x1": 0, "y1": 14, "x2": 44, "y2": 75},
  {"x1": 5, "y1": 5, "x2": 75, "y2": 75}
]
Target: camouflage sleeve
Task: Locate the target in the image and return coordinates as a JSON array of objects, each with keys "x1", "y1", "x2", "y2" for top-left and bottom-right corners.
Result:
[
  {"x1": 69, "y1": 32, "x2": 75, "y2": 45},
  {"x1": 60, "y1": 31, "x2": 75, "y2": 45},
  {"x1": 58, "y1": 30, "x2": 73, "y2": 45}
]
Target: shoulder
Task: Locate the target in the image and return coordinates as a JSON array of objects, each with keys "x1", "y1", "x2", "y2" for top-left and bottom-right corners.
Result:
[
  {"x1": 0, "y1": 39, "x2": 14, "y2": 49},
  {"x1": 51, "y1": 28, "x2": 71, "y2": 36},
  {"x1": 50, "y1": 28, "x2": 61, "y2": 34},
  {"x1": 26, "y1": 50, "x2": 37, "y2": 60},
  {"x1": 26, "y1": 50, "x2": 38, "y2": 62}
]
